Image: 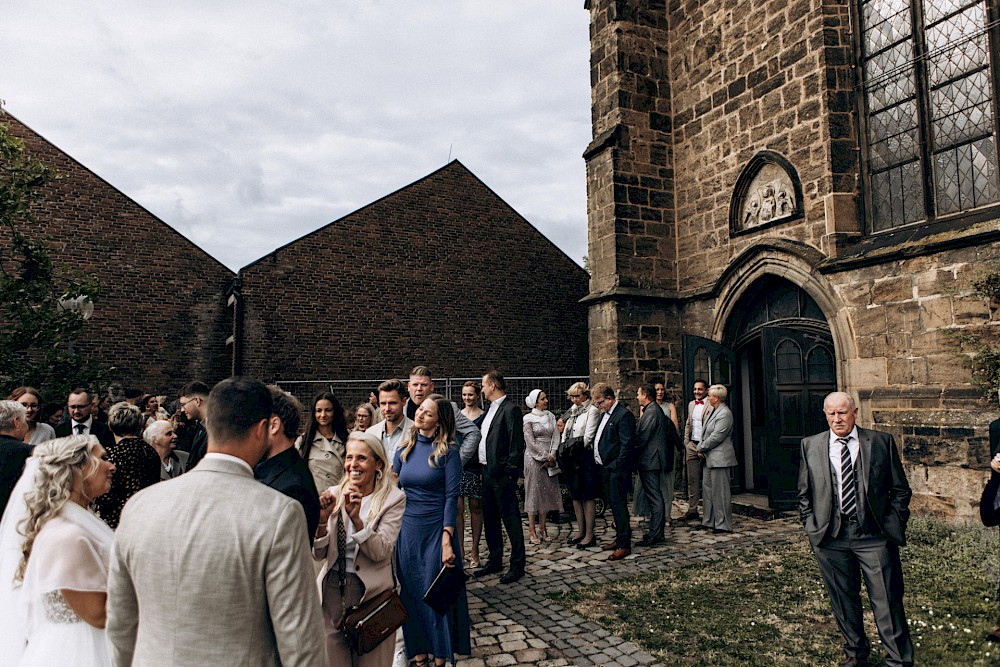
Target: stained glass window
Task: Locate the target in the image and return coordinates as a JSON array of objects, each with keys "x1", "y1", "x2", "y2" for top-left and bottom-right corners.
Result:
[{"x1": 859, "y1": 0, "x2": 999, "y2": 230}]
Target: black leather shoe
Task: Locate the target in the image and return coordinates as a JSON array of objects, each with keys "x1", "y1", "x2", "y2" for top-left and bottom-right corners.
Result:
[
  {"x1": 566, "y1": 535, "x2": 583, "y2": 545},
  {"x1": 711, "y1": 528, "x2": 732, "y2": 534},
  {"x1": 473, "y1": 564, "x2": 502, "y2": 578},
  {"x1": 840, "y1": 657, "x2": 868, "y2": 667},
  {"x1": 576, "y1": 538, "x2": 597, "y2": 549},
  {"x1": 690, "y1": 524, "x2": 709, "y2": 531},
  {"x1": 636, "y1": 537, "x2": 666, "y2": 547},
  {"x1": 499, "y1": 569, "x2": 524, "y2": 584}
]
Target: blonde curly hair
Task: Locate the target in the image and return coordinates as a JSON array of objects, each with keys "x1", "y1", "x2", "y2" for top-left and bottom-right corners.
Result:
[{"x1": 15, "y1": 435, "x2": 102, "y2": 581}]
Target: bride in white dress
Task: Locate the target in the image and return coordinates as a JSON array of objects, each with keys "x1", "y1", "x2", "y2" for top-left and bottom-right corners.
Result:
[{"x1": 0, "y1": 435, "x2": 116, "y2": 666}]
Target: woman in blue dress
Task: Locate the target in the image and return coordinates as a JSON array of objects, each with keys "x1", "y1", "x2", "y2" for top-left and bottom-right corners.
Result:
[{"x1": 393, "y1": 394, "x2": 471, "y2": 667}]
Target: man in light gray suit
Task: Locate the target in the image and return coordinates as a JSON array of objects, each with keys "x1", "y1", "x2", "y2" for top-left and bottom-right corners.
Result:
[
  {"x1": 694, "y1": 384, "x2": 736, "y2": 533},
  {"x1": 798, "y1": 391, "x2": 913, "y2": 667},
  {"x1": 107, "y1": 377, "x2": 326, "y2": 667}
]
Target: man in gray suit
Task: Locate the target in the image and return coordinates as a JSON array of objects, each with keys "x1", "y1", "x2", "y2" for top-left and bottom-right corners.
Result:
[
  {"x1": 798, "y1": 391, "x2": 913, "y2": 667},
  {"x1": 108, "y1": 377, "x2": 326, "y2": 667},
  {"x1": 635, "y1": 382, "x2": 669, "y2": 546}
]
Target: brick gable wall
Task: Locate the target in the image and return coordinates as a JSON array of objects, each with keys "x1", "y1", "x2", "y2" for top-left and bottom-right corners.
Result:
[
  {"x1": 238, "y1": 161, "x2": 590, "y2": 386},
  {"x1": 2, "y1": 114, "x2": 235, "y2": 396}
]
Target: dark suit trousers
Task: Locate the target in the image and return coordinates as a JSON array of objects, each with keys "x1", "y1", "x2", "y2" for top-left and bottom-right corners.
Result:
[
  {"x1": 811, "y1": 521, "x2": 914, "y2": 667},
  {"x1": 482, "y1": 474, "x2": 525, "y2": 573},
  {"x1": 602, "y1": 468, "x2": 632, "y2": 549},
  {"x1": 638, "y1": 467, "x2": 666, "y2": 540}
]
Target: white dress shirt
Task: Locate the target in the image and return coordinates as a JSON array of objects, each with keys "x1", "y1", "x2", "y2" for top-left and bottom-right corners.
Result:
[
  {"x1": 593, "y1": 401, "x2": 618, "y2": 465},
  {"x1": 828, "y1": 427, "x2": 860, "y2": 513},
  {"x1": 690, "y1": 401, "x2": 706, "y2": 441},
  {"x1": 71, "y1": 417, "x2": 94, "y2": 436},
  {"x1": 478, "y1": 395, "x2": 506, "y2": 465}
]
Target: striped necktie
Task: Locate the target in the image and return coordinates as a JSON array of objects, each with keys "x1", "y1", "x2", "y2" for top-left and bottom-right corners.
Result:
[{"x1": 838, "y1": 437, "x2": 857, "y2": 518}]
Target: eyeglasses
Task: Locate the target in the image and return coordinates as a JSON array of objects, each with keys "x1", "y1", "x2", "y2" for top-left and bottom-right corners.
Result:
[{"x1": 179, "y1": 397, "x2": 201, "y2": 408}]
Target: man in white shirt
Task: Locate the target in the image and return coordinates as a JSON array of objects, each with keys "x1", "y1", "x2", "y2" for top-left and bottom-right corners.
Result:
[
  {"x1": 797, "y1": 392, "x2": 913, "y2": 667},
  {"x1": 366, "y1": 379, "x2": 414, "y2": 469},
  {"x1": 681, "y1": 379, "x2": 709, "y2": 521}
]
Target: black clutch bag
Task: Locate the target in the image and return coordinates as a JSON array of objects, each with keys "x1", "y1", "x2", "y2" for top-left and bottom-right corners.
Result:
[{"x1": 422, "y1": 535, "x2": 469, "y2": 615}]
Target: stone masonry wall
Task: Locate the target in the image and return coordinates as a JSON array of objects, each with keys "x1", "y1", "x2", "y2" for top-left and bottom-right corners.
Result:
[
  {"x1": 586, "y1": 0, "x2": 1000, "y2": 520},
  {"x1": 585, "y1": 0, "x2": 680, "y2": 395},
  {"x1": 668, "y1": 0, "x2": 858, "y2": 293}
]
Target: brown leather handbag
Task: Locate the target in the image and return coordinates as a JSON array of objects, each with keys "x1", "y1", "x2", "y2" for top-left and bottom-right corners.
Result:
[{"x1": 335, "y1": 513, "x2": 408, "y2": 655}]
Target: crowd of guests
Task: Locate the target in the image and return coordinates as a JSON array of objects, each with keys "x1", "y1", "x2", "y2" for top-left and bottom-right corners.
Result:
[{"x1": 3, "y1": 369, "x2": 993, "y2": 667}]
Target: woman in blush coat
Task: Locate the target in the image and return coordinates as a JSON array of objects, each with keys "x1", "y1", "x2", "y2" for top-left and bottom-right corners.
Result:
[{"x1": 314, "y1": 431, "x2": 406, "y2": 667}]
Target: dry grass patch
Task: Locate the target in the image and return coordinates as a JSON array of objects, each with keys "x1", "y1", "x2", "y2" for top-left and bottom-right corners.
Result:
[{"x1": 551, "y1": 517, "x2": 1000, "y2": 666}]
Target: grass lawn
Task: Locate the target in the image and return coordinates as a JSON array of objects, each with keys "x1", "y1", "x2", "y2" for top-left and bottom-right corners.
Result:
[{"x1": 551, "y1": 517, "x2": 1000, "y2": 666}]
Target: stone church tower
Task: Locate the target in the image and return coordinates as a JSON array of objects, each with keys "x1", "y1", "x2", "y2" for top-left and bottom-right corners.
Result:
[{"x1": 584, "y1": 0, "x2": 1000, "y2": 520}]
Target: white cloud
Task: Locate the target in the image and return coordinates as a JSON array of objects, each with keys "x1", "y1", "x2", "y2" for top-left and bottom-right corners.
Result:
[{"x1": 2, "y1": 0, "x2": 592, "y2": 271}]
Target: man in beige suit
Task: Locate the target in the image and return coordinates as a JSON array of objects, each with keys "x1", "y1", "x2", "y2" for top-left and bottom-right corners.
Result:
[{"x1": 107, "y1": 377, "x2": 326, "y2": 667}]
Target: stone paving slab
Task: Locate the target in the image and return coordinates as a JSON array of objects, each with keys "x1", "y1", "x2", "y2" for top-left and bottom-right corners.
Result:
[{"x1": 454, "y1": 503, "x2": 803, "y2": 667}]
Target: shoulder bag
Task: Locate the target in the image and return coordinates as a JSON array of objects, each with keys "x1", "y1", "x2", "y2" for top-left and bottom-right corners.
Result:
[{"x1": 335, "y1": 511, "x2": 408, "y2": 655}]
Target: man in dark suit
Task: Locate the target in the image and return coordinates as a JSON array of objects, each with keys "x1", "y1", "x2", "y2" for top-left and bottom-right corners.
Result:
[
  {"x1": 177, "y1": 381, "x2": 210, "y2": 470},
  {"x1": 798, "y1": 391, "x2": 913, "y2": 667},
  {"x1": 592, "y1": 382, "x2": 637, "y2": 561},
  {"x1": 255, "y1": 386, "x2": 320, "y2": 544},
  {"x1": 473, "y1": 370, "x2": 526, "y2": 584},
  {"x1": 55, "y1": 387, "x2": 115, "y2": 449},
  {"x1": 0, "y1": 400, "x2": 33, "y2": 516},
  {"x1": 635, "y1": 382, "x2": 668, "y2": 547}
]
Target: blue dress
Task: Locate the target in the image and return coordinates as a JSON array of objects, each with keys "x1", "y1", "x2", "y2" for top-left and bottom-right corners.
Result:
[{"x1": 393, "y1": 435, "x2": 471, "y2": 662}]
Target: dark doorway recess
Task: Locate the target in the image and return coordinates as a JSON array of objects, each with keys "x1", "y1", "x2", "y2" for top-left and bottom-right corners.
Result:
[{"x1": 683, "y1": 276, "x2": 836, "y2": 511}]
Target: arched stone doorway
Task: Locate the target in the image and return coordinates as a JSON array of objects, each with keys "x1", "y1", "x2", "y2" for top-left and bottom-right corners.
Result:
[{"x1": 683, "y1": 275, "x2": 836, "y2": 510}]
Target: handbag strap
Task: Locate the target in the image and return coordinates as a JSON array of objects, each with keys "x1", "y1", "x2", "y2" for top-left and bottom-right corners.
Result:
[
  {"x1": 335, "y1": 504, "x2": 402, "y2": 617},
  {"x1": 336, "y1": 511, "x2": 347, "y2": 617}
]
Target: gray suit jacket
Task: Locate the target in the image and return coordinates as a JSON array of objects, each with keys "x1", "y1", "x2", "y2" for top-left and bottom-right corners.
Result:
[
  {"x1": 696, "y1": 403, "x2": 736, "y2": 468},
  {"x1": 636, "y1": 403, "x2": 668, "y2": 471},
  {"x1": 798, "y1": 427, "x2": 911, "y2": 548},
  {"x1": 108, "y1": 456, "x2": 326, "y2": 667}
]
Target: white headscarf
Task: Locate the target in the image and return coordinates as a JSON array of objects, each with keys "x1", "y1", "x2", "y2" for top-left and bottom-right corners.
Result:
[{"x1": 525, "y1": 389, "x2": 542, "y2": 410}]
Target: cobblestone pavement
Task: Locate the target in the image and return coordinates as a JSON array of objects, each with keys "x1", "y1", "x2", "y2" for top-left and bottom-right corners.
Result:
[{"x1": 455, "y1": 503, "x2": 804, "y2": 667}]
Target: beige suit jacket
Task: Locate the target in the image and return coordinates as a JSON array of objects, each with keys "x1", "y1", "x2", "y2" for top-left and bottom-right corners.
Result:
[
  {"x1": 107, "y1": 456, "x2": 326, "y2": 667},
  {"x1": 313, "y1": 484, "x2": 406, "y2": 604}
]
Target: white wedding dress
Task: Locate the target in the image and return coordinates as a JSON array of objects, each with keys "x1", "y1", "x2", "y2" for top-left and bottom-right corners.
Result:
[{"x1": 0, "y1": 466, "x2": 114, "y2": 667}]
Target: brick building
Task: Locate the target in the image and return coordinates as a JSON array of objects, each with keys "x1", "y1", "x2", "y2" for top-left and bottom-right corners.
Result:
[
  {"x1": 583, "y1": 0, "x2": 1000, "y2": 520},
  {"x1": 2, "y1": 114, "x2": 235, "y2": 394},
  {"x1": 3, "y1": 113, "x2": 589, "y2": 401},
  {"x1": 236, "y1": 161, "x2": 590, "y2": 392}
]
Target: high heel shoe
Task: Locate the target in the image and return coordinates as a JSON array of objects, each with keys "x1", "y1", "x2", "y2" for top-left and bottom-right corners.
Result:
[
  {"x1": 529, "y1": 534, "x2": 541, "y2": 545},
  {"x1": 567, "y1": 535, "x2": 584, "y2": 545},
  {"x1": 576, "y1": 538, "x2": 597, "y2": 549}
]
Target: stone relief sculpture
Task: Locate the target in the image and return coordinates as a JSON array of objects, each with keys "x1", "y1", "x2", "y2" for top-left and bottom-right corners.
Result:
[{"x1": 741, "y1": 163, "x2": 796, "y2": 229}]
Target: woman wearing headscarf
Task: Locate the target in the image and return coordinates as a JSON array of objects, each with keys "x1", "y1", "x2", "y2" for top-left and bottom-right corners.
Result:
[{"x1": 522, "y1": 389, "x2": 561, "y2": 544}]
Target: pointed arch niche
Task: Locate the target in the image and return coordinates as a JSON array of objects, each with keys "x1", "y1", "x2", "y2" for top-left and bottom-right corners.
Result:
[{"x1": 729, "y1": 151, "x2": 804, "y2": 236}]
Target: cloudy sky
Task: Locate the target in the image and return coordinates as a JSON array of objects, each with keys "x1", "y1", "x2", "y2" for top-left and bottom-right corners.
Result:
[{"x1": 3, "y1": 2, "x2": 592, "y2": 271}]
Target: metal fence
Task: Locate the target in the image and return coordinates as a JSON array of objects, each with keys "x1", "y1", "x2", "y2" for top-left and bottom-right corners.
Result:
[{"x1": 274, "y1": 376, "x2": 590, "y2": 418}]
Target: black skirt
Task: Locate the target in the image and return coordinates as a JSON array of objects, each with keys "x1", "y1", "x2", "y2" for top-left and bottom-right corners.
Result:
[{"x1": 565, "y1": 446, "x2": 601, "y2": 501}]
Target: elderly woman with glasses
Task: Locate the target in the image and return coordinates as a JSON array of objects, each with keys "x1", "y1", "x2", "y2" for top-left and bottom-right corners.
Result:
[{"x1": 561, "y1": 382, "x2": 601, "y2": 548}]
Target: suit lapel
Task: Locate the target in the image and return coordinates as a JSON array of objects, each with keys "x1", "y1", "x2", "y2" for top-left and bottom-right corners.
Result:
[
  {"x1": 812, "y1": 430, "x2": 833, "y2": 508},
  {"x1": 857, "y1": 428, "x2": 873, "y2": 495}
]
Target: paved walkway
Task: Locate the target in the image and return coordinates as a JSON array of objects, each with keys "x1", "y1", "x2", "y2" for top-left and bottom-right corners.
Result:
[{"x1": 456, "y1": 505, "x2": 804, "y2": 667}]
